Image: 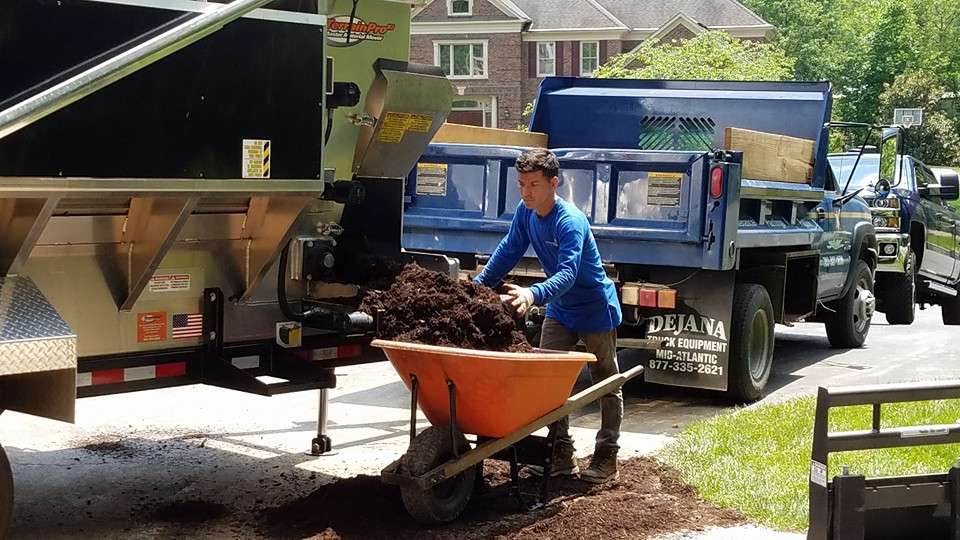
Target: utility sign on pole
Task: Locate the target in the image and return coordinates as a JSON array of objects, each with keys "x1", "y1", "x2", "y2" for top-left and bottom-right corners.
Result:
[{"x1": 894, "y1": 108, "x2": 923, "y2": 128}]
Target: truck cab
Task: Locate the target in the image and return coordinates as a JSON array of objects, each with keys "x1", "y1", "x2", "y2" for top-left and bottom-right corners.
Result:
[{"x1": 828, "y1": 144, "x2": 960, "y2": 324}]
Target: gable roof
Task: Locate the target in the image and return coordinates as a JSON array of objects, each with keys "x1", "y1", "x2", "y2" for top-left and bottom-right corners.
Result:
[
  {"x1": 599, "y1": 0, "x2": 768, "y2": 30},
  {"x1": 510, "y1": 0, "x2": 627, "y2": 31},
  {"x1": 413, "y1": 0, "x2": 528, "y2": 22}
]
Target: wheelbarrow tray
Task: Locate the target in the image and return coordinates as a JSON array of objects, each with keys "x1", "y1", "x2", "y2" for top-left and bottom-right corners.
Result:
[{"x1": 372, "y1": 339, "x2": 596, "y2": 438}]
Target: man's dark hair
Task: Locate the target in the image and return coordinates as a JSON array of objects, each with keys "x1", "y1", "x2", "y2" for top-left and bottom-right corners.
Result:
[{"x1": 516, "y1": 148, "x2": 559, "y2": 179}]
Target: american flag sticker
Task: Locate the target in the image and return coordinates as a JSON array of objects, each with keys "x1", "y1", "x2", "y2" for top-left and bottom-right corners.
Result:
[{"x1": 171, "y1": 313, "x2": 203, "y2": 340}]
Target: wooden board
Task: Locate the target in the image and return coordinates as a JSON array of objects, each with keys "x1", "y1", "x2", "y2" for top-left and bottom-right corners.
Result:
[
  {"x1": 431, "y1": 123, "x2": 548, "y2": 148},
  {"x1": 723, "y1": 127, "x2": 815, "y2": 184}
]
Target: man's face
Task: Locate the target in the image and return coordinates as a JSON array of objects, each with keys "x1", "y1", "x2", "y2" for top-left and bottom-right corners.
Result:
[{"x1": 517, "y1": 170, "x2": 559, "y2": 212}]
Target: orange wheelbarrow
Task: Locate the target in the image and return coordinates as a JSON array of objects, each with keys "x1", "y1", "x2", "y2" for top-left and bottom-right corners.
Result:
[{"x1": 373, "y1": 339, "x2": 644, "y2": 524}]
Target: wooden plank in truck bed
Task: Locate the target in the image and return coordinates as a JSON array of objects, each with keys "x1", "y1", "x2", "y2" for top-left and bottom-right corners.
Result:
[
  {"x1": 431, "y1": 123, "x2": 548, "y2": 148},
  {"x1": 723, "y1": 127, "x2": 815, "y2": 184}
]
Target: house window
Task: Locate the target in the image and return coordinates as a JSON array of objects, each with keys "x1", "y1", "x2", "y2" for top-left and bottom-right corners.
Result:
[
  {"x1": 537, "y1": 42, "x2": 556, "y2": 77},
  {"x1": 448, "y1": 0, "x2": 471, "y2": 16},
  {"x1": 436, "y1": 41, "x2": 487, "y2": 79},
  {"x1": 581, "y1": 41, "x2": 599, "y2": 77},
  {"x1": 449, "y1": 97, "x2": 496, "y2": 127}
]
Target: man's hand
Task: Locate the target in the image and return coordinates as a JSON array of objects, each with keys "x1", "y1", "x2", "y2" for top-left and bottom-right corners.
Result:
[{"x1": 503, "y1": 283, "x2": 535, "y2": 316}]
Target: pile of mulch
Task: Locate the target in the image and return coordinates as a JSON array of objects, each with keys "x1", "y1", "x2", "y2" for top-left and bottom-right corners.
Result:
[
  {"x1": 257, "y1": 456, "x2": 743, "y2": 539},
  {"x1": 360, "y1": 264, "x2": 533, "y2": 353}
]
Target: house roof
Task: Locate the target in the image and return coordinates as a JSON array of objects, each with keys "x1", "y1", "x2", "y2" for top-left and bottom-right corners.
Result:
[
  {"x1": 599, "y1": 0, "x2": 768, "y2": 29},
  {"x1": 413, "y1": 0, "x2": 529, "y2": 22},
  {"x1": 510, "y1": 0, "x2": 627, "y2": 31}
]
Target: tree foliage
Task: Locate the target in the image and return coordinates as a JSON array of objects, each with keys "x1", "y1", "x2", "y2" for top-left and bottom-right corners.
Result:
[
  {"x1": 879, "y1": 71, "x2": 960, "y2": 165},
  {"x1": 595, "y1": 31, "x2": 794, "y2": 81}
]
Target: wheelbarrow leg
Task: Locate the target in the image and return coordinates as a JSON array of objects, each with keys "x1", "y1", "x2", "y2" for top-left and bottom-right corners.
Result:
[
  {"x1": 408, "y1": 374, "x2": 419, "y2": 446},
  {"x1": 447, "y1": 379, "x2": 460, "y2": 458},
  {"x1": 539, "y1": 429, "x2": 558, "y2": 505},
  {"x1": 509, "y1": 446, "x2": 524, "y2": 508}
]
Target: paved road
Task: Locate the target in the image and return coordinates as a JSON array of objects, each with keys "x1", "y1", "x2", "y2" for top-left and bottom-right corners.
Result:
[{"x1": 2, "y1": 308, "x2": 957, "y2": 538}]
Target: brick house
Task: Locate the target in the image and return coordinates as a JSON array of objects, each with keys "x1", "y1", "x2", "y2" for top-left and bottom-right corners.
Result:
[{"x1": 410, "y1": 0, "x2": 774, "y2": 129}]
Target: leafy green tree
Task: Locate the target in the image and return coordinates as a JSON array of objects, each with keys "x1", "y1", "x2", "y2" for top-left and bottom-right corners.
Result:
[
  {"x1": 879, "y1": 71, "x2": 960, "y2": 166},
  {"x1": 594, "y1": 31, "x2": 794, "y2": 81}
]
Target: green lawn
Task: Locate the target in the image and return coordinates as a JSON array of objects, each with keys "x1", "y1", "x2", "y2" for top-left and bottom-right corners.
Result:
[{"x1": 657, "y1": 396, "x2": 960, "y2": 531}]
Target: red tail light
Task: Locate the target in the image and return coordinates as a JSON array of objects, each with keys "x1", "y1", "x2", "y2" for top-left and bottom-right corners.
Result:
[{"x1": 710, "y1": 167, "x2": 724, "y2": 198}]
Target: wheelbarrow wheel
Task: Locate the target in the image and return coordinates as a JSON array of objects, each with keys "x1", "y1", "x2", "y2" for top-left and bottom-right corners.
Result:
[{"x1": 400, "y1": 426, "x2": 475, "y2": 524}]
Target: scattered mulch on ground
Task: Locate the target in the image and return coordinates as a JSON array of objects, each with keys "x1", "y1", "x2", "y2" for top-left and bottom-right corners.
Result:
[
  {"x1": 360, "y1": 264, "x2": 533, "y2": 352},
  {"x1": 257, "y1": 456, "x2": 743, "y2": 540},
  {"x1": 79, "y1": 440, "x2": 138, "y2": 459},
  {"x1": 145, "y1": 500, "x2": 230, "y2": 523}
]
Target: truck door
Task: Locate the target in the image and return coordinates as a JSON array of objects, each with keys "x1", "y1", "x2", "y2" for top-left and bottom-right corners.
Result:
[
  {"x1": 814, "y1": 170, "x2": 851, "y2": 298},
  {"x1": 915, "y1": 163, "x2": 956, "y2": 278}
]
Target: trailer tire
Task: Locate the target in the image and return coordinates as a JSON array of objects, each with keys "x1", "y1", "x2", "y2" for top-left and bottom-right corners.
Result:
[
  {"x1": 399, "y1": 426, "x2": 475, "y2": 524},
  {"x1": 884, "y1": 250, "x2": 916, "y2": 325},
  {"x1": 825, "y1": 260, "x2": 875, "y2": 348},
  {"x1": 942, "y1": 291, "x2": 960, "y2": 325},
  {"x1": 0, "y1": 444, "x2": 11, "y2": 538},
  {"x1": 728, "y1": 284, "x2": 774, "y2": 402}
]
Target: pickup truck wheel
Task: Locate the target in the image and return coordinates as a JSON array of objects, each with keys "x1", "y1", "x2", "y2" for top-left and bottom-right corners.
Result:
[
  {"x1": 728, "y1": 284, "x2": 774, "y2": 402},
  {"x1": 399, "y1": 426, "x2": 475, "y2": 524},
  {"x1": 942, "y1": 292, "x2": 960, "y2": 325},
  {"x1": 825, "y1": 260, "x2": 875, "y2": 348},
  {"x1": 885, "y1": 250, "x2": 916, "y2": 325},
  {"x1": 0, "y1": 444, "x2": 12, "y2": 539}
]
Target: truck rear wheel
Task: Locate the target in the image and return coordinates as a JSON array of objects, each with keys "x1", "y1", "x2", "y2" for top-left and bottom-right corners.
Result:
[
  {"x1": 399, "y1": 426, "x2": 475, "y2": 524},
  {"x1": 728, "y1": 284, "x2": 774, "y2": 402},
  {"x1": 942, "y1": 291, "x2": 960, "y2": 325},
  {"x1": 825, "y1": 260, "x2": 875, "y2": 348},
  {"x1": 0, "y1": 444, "x2": 12, "y2": 538},
  {"x1": 885, "y1": 250, "x2": 916, "y2": 325}
]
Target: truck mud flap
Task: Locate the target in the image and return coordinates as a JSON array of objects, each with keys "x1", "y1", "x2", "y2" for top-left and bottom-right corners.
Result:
[
  {"x1": 638, "y1": 269, "x2": 734, "y2": 391},
  {"x1": 808, "y1": 381, "x2": 960, "y2": 540}
]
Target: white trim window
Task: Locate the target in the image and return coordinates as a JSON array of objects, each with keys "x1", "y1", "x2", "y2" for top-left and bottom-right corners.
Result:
[
  {"x1": 435, "y1": 41, "x2": 487, "y2": 79},
  {"x1": 451, "y1": 96, "x2": 497, "y2": 127},
  {"x1": 580, "y1": 41, "x2": 599, "y2": 77},
  {"x1": 448, "y1": 0, "x2": 472, "y2": 16},
  {"x1": 537, "y1": 41, "x2": 556, "y2": 77}
]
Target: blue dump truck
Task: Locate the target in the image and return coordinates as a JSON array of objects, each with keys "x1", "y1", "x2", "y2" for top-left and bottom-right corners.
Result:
[{"x1": 403, "y1": 79, "x2": 876, "y2": 400}]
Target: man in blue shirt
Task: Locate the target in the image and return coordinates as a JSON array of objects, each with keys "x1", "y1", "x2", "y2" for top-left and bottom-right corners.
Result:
[{"x1": 474, "y1": 148, "x2": 623, "y2": 483}]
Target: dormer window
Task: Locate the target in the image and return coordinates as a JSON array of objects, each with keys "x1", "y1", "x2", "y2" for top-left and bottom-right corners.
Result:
[{"x1": 448, "y1": 0, "x2": 472, "y2": 16}]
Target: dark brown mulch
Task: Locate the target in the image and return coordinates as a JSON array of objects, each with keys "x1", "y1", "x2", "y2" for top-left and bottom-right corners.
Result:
[
  {"x1": 257, "y1": 456, "x2": 743, "y2": 540},
  {"x1": 360, "y1": 264, "x2": 533, "y2": 353}
]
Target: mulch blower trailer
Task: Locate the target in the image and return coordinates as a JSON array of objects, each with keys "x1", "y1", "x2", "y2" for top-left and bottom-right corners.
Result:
[
  {"x1": 0, "y1": 0, "x2": 454, "y2": 535},
  {"x1": 809, "y1": 381, "x2": 960, "y2": 539}
]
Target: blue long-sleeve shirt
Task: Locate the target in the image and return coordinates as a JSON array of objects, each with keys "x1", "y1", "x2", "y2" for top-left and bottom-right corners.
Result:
[{"x1": 474, "y1": 197, "x2": 622, "y2": 333}]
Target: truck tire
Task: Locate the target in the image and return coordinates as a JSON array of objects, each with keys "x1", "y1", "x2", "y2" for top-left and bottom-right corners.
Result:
[
  {"x1": 399, "y1": 426, "x2": 475, "y2": 524},
  {"x1": 728, "y1": 284, "x2": 775, "y2": 402},
  {"x1": 825, "y1": 260, "x2": 875, "y2": 348},
  {"x1": 0, "y1": 444, "x2": 11, "y2": 539},
  {"x1": 885, "y1": 250, "x2": 916, "y2": 325},
  {"x1": 942, "y1": 292, "x2": 960, "y2": 325}
]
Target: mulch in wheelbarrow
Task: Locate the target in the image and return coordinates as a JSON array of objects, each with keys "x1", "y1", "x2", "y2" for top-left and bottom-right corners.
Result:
[
  {"x1": 257, "y1": 456, "x2": 743, "y2": 540},
  {"x1": 360, "y1": 264, "x2": 533, "y2": 353}
]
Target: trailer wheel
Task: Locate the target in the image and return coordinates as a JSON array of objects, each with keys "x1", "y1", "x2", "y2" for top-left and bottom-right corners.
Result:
[
  {"x1": 884, "y1": 250, "x2": 916, "y2": 325},
  {"x1": 399, "y1": 426, "x2": 475, "y2": 524},
  {"x1": 825, "y1": 260, "x2": 875, "y2": 348},
  {"x1": 942, "y1": 291, "x2": 960, "y2": 325},
  {"x1": 728, "y1": 284, "x2": 774, "y2": 402},
  {"x1": 0, "y1": 444, "x2": 12, "y2": 538}
]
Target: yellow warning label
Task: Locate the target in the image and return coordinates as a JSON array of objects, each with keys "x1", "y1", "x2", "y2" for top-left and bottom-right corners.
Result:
[
  {"x1": 242, "y1": 139, "x2": 271, "y2": 178},
  {"x1": 648, "y1": 172, "x2": 683, "y2": 180},
  {"x1": 416, "y1": 163, "x2": 448, "y2": 196},
  {"x1": 377, "y1": 112, "x2": 434, "y2": 143}
]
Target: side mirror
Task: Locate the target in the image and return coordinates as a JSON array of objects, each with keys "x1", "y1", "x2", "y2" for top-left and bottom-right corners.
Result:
[
  {"x1": 879, "y1": 127, "x2": 902, "y2": 186},
  {"x1": 931, "y1": 167, "x2": 960, "y2": 201}
]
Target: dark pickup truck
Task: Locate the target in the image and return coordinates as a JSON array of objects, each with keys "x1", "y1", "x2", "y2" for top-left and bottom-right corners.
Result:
[{"x1": 829, "y1": 136, "x2": 960, "y2": 325}]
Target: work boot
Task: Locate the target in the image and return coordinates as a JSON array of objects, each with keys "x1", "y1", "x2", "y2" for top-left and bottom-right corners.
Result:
[
  {"x1": 580, "y1": 447, "x2": 619, "y2": 484},
  {"x1": 525, "y1": 442, "x2": 579, "y2": 477}
]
